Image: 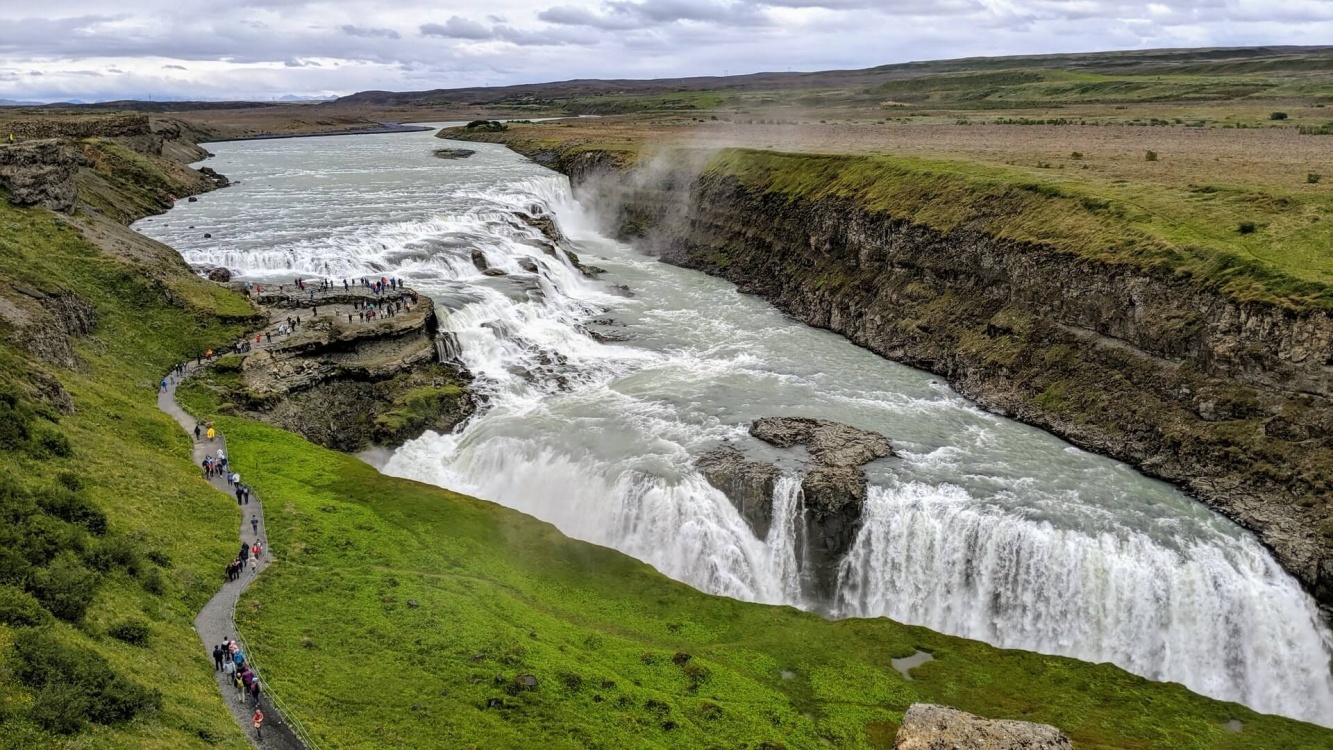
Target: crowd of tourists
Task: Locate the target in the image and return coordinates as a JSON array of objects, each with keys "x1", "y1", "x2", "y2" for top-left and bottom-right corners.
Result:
[{"x1": 211, "y1": 637, "x2": 267, "y2": 738}]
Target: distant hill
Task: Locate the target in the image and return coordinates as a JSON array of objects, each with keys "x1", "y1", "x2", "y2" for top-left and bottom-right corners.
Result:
[{"x1": 334, "y1": 45, "x2": 1333, "y2": 108}]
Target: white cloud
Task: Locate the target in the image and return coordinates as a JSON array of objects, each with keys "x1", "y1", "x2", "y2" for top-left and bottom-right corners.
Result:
[{"x1": 0, "y1": 0, "x2": 1328, "y2": 101}]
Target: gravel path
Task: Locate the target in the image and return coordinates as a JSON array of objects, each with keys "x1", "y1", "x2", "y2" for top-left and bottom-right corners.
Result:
[{"x1": 157, "y1": 365, "x2": 308, "y2": 750}]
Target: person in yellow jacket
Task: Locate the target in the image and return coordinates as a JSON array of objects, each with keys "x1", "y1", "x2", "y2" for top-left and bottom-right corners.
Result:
[{"x1": 206, "y1": 427, "x2": 216, "y2": 441}]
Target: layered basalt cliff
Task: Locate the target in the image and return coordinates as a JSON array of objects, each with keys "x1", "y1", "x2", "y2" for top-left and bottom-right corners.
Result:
[
  {"x1": 534, "y1": 146, "x2": 1333, "y2": 607},
  {"x1": 202, "y1": 289, "x2": 475, "y2": 452}
]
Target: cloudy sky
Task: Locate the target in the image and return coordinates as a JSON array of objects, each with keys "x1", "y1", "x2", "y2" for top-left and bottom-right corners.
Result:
[{"x1": 1, "y1": 0, "x2": 1329, "y2": 102}]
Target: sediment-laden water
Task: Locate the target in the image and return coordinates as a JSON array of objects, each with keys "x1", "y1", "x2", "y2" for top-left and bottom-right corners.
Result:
[{"x1": 136, "y1": 126, "x2": 1333, "y2": 725}]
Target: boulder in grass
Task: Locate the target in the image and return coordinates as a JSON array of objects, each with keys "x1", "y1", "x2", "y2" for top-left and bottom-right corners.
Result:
[{"x1": 893, "y1": 704, "x2": 1073, "y2": 750}]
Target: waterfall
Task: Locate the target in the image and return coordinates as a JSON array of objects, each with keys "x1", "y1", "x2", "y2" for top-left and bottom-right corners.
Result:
[
  {"x1": 136, "y1": 135, "x2": 1333, "y2": 727},
  {"x1": 834, "y1": 482, "x2": 1333, "y2": 721}
]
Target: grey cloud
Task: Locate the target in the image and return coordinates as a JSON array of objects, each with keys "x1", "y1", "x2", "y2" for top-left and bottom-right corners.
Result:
[
  {"x1": 163, "y1": 64, "x2": 188, "y2": 70},
  {"x1": 420, "y1": 16, "x2": 493, "y2": 39},
  {"x1": 339, "y1": 24, "x2": 401, "y2": 39},
  {"x1": 542, "y1": 0, "x2": 769, "y2": 29}
]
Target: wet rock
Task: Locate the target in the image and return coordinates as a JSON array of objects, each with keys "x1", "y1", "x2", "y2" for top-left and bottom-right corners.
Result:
[
  {"x1": 198, "y1": 166, "x2": 230, "y2": 188},
  {"x1": 187, "y1": 196, "x2": 198, "y2": 202},
  {"x1": 893, "y1": 704, "x2": 1072, "y2": 750},
  {"x1": 748, "y1": 418, "x2": 894, "y2": 601},
  {"x1": 470, "y1": 249, "x2": 489, "y2": 272},
  {"x1": 750, "y1": 417, "x2": 895, "y2": 467},
  {"x1": 203, "y1": 233, "x2": 212, "y2": 239},
  {"x1": 433, "y1": 148, "x2": 476, "y2": 159},
  {"x1": 697, "y1": 448, "x2": 781, "y2": 538},
  {"x1": 517, "y1": 257, "x2": 540, "y2": 274},
  {"x1": 207, "y1": 267, "x2": 232, "y2": 283},
  {"x1": 483, "y1": 268, "x2": 508, "y2": 277},
  {"x1": 519, "y1": 212, "x2": 567, "y2": 246}
]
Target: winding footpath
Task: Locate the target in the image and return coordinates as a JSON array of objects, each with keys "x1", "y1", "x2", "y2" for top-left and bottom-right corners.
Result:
[{"x1": 157, "y1": 365, "x2": 308, "y2": 750}]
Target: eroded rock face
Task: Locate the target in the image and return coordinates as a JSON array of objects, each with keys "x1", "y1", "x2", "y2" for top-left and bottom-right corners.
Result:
[
  {"x1": 893, "y1": 704, "x2": 1073, "y2": 750},
  {"x1": 203, "y1": 289, "x2": 474, "y2": 451},
  {"x1": 697, "y1": 417, "x2": 895, "y2": 603},
  {"x1": 697, "y1": 447, "x2": 782, "y2": 538},
  {"x1": 433, "y1": 148, "x2": 476, "y2": 159},
  {"x1": 0, "y1": 140, "x2": 87, "y2": 213}
]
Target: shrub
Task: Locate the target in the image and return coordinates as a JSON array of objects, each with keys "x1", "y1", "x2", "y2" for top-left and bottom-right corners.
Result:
[
  {"x1": 0, "y1": 584, "x2": 51, "y2": 627},
  {"x1": 35, "y1": 486, "x2": 107, "y2": 536},
  {"x1": 88, "y1": 535, "x2": 143, "y2": 576},
  {"x1": 31, "y1": 552, "x2": 98, "y2": 622},
  {"x1": 1309, "y1": 173, "x2": 1323, "y2": 184},
  {"x1": 1270, "y1": 112, "x2": 1289, "y2": 120},
  {"x1": 463, "y1": 120, "x2": 507, "y2": 132},
  {"x1": 1238, "y1": 221, "x2": 1258, "y2": 235},
  {"x1": 14, "y1": 629, "x2": 163, "y2": 732},
  {"x1": 140, "y1": 566, "x2": 166, "y2": 596},
  {"x1": 1145, "y1": 150, "x2": 1159, "y2": 162},
  {"x1": 1070, "y1": 151, "x2": 1083, "y2": 160},
  {"x1": 107, "y1": 619, "x2": 150, "y2": 647},
  {"x1": 32, "y1": 428, "x2": 73, "y2": 459}
]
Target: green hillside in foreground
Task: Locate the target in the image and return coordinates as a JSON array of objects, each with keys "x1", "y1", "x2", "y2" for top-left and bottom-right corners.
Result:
[{"x1": 1, "y1": 133, "x2": 1332, "y2": 749}]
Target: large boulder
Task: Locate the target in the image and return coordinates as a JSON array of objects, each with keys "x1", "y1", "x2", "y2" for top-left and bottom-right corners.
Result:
[
  {"x1": 697, "y1": 447, "x2": 782, "y2": 538},
  {"x1": 207, "y1": 267, "x2": 232, "y2": 283},
  {"x1": 894, "y1": 704, "x2": 1073, "y2": 750}
]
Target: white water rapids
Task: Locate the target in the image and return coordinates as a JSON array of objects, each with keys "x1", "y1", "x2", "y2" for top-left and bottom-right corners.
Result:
[{"x1": 136, "y1": 126, "x2": 1333, "y2": 725}]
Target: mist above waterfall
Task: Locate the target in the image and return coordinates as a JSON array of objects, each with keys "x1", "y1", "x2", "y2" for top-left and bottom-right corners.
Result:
[{"x1": 136, "y1": 126, "x2": 1333, "y2": 726}]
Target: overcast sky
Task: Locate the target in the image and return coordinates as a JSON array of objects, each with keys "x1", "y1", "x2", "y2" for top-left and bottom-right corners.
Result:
[{"x1": 1, "y1": 0, "x2": 1329, "y2": 102}]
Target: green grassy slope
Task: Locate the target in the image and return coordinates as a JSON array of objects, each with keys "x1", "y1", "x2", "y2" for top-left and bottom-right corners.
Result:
[
  {"x1": 171, "y1": 374, "x2": 1333, "y2": 749},
  {"x1": 0, "y1": 196, "x2": 258, "y2": 747}
]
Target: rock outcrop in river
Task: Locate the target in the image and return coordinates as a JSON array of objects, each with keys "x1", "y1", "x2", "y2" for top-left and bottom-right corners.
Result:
[
  {"x1": 202, "y1": 288, "x2": 474, "y2": 452},
  {"x1": 699, "y1": 417, "x2": 895, "y2": 602}
]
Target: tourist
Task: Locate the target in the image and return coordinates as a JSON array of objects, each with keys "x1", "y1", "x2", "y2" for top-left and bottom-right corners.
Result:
[
  {"x1": 160, "y1": 378, "x2": 168, "y2": 392},
  {"x1": 252, "y1": 709, "x2": 264, "y2": 739},
  {"x1": 250, "y1": 514, "x2": 259, "y2": 536},
  {"x1": 207, "y1": 426, "x2": 216, "y2": 441},
  {"x1": 194, "y1": 423, "x2": 201, "y2": 440},
  {"x1": 223, "y1": 656, "x2": 236, "y2": 679},
  {"x1": 250, "y1": 678, "x2": 262, "y2": 705},
  {"x1": 213, "y1": 644, "x2": 225, "y2": 671},
  {"x1": 235, "y1": 485, "x2": 244, "y2": 505}
]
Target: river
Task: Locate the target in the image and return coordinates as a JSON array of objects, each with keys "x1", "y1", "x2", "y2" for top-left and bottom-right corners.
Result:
[{"x1": 135, "y1": 125, "x2": 1333, "y2": 725}]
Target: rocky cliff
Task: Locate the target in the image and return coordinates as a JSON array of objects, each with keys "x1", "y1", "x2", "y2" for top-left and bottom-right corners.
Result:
[
  {"x1": 200, "y1": 289, "x2": 474, "y2": 452},
  {"x1": 537, "y1": 146, "x2": 1333, "y2": 608}
]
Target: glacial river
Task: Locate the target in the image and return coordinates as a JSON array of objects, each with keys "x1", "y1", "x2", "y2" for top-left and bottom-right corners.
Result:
[{"x1": 136, "y1": 125, "x2": 1333, "y2": 725}]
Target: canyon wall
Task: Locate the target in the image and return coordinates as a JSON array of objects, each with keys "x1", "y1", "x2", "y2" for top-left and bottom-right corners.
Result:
[{"x1": 549, "y1": 147, "x2": 1333, "y2": 606}]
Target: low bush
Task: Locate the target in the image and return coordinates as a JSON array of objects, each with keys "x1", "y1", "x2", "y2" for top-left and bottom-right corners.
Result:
[
  {"x1": 1145, "y1": 150, "x2": 1159, "y2": 162},
  {"x1": 1270, "y1": 112, "x2": 1289, "y2": 120},
  {"x1": 1238, "y1": 221, "x2": 1258, "y2": 235},
  {"x1": 30, "y1": 552, "x2": 99, "y2": 622},
  {"x1": 14, "y1": 629, "x2": 163, "y2": 733},
  {"x1": 107, "y1": 619, "x2": 151, "y2": 647},
  {"x1": 0, "y1": 584, "x2": 51, "y2": 627},
  {"x1": 1309, "y1": 173, "x2": 1323, "y2": 184}
]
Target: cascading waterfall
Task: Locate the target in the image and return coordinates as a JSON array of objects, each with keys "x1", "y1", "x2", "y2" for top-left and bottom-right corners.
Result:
[{"x1": 135, "y1": 131, "x2": 1333, "y2": 726}]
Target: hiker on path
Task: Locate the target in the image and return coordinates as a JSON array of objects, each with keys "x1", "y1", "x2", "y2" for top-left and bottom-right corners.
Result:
[
  {"x1": 235, "y1": 485, "x2": 244, "y2": 505},
  {"x1": 207, "y1": 426, "x2": 216, "y2": 441},
  {"x1": 213, "y1": 644, "x2": 225, "y2": 671},
  {"x1": 250, "y1": 677, "x2": 263, "y2": 705},
  {"x1": 252, "y1": 709, "x2": 264, "y2": 740},
  {"x1": 194, "y1": 423, "x2": 201, "y2": 441},
  {"x1": 160, "y1": 378, "x2": 168, "y2": 392},
  {"x1": 223, "y1": 657, "x2": 236, "y2": 679},
  {"x1": 251, "y1": 514, "x2": 259, "y2": 536}
]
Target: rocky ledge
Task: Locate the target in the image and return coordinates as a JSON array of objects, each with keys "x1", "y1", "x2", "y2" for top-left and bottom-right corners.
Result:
[
  {"x1": 199, "y1": 286, "x2": 474, "y2": 452},
  {"x1": 698, "y1": 417, "x2": 894, "y2": 603},
  {"x1": 893, "y1": 704, "x2": 1073, "y2": 750}
]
